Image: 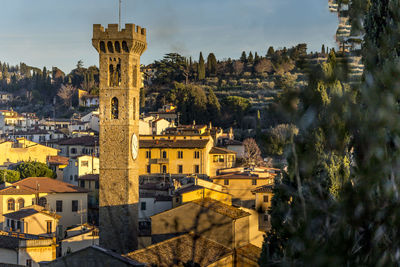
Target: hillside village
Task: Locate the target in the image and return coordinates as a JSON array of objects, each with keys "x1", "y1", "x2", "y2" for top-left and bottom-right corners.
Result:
[{"x1": 0, "y1": 0, "x2": 373, "y2": 266}]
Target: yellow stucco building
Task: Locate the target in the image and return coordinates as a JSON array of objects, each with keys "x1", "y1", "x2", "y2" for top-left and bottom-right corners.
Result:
[
  {"x1": 0, "y1": 177, "x2": 88, "y2": 232},
  {"x1": 139, "y1": 135, "x2": 236, "y2": 178},
  {"x1": 212, "y1": 171, "x2": 275, "y2": 206},
  {"x1": 0, "y1": 138, "x2": 58, "y2": 166},
  {"x1": 173, "y1": 184, "x2": 232, "y2": 207}
]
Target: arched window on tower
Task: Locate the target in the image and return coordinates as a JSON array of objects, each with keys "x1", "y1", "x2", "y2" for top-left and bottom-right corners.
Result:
[
  {"x1": 109, "y1": 64, "x2": 114, "y2": 87},
  {"x1": 122, "y1": 41, "x2": 129, "y2": 53},
  {"x1": 133, "y1": 97, "x2": 136, "y2": 120},
  {"x1": 100, "y1": 41, "x2": 106, "y2": 53},
  {"x1": 111, "y1": 97, "x2": 119, "y2": 119},
  {"x1": 107, "y1": 41, "x2": 114, "y2": 53},
  {"x1": 116, "y1": 62, "x2": 121, "y2": 86},
  {"x1": 115, "y1": 41, "x2": 121, "y2": 53}
]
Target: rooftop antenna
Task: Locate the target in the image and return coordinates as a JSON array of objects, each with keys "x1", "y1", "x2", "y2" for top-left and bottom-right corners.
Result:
[{"x1": 118, "y1": 0, "x2": 122, "y2": 31}]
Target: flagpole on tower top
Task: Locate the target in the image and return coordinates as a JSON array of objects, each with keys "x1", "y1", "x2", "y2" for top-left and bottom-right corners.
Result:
[{"x1": 118, "y1": 0, "x2": 122, "y2": 31}]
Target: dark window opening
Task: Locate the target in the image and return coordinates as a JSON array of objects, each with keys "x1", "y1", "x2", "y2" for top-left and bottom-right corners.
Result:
[
  {"x1": 116, "y1": 63, "x2": 121, "y2": 86},
  {"x1": 72, "y1": 200, "x2": 78, "y2": 212},
  {"x1": 107, "y1": 41, "x2": 114, "y2": 53},
  {"x1": 115, "y1": 41, "x2": 121, "y2": 53},
  {"x1": 18, "y1": 198, "x2": 24, "y2": 209},
  {"x1": 111, "y1": 97, "x2": 119, "y2": 119},
  {"x1": 38, "y1": 197, "x2": 47, "y2": 207},
  {"x1": 56, "y1": 200, "x2": 63, "y2": 212},
  {"x1": 122, "y1": 41, "x2": 129, "y2": 52},
  {"x1": 100, "y1": 41, "x2": 106, "y2": 53},
  {"x1": 109, "y1": 64, "x2": 114, "y2": 87},
  {"x1": 141, "y1": 202, "x2": 146, "y2": 210}
]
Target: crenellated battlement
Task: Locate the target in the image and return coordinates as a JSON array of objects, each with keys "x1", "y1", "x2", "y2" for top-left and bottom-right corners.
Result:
[
  {"x1": 92, "y1": 23, "x2": 147, "y2": 55},
  {"x1": 93, "y1": 23, "x2": 146, "y2": 40}
]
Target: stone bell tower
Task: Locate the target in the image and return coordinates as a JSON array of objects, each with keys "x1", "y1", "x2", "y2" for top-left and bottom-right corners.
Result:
[{"x1": 92, "y1": 23, "x2": 146, "y2": 253}]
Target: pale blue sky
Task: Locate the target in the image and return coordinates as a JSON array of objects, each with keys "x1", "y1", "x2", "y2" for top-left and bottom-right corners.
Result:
[{"x1": 0, "y1": 0, "x2": 338, "y2": 73}]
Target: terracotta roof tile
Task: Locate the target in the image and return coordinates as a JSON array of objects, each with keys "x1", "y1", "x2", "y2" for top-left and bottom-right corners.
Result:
[
  {"x1": 252, "y1": 185, "x2": 274, "y2": 193},
  {"x1": 4, "y1": 206, "x2": 61, "y2": 220},
  {"x1": 191, "y1": 198, "x2": 250, "y2": 219},
  {"x1": 78, "y1": 174, "x2": 99, "y2": 181},
  {"x1": 125, "y1": 233, "x2": 231, "y2": 267},
  {"x1": 236, "y1": 243, "x2": 262, "y2": 262},
  {"x1": 47, "y1": 155, "x2": 69, "y2": 165},
  {"x1": 0, "y1": 177, "x2": 88, "y2": 195},
  {"x1": 174, "y1": 185, "x2": 204, "y2": 195},
  {"x1": 58, "y1": 136, "x2": 98, "y2": 146},
  {"x1": 209, "y1": 147, "x2": 237, "y2": 154}
]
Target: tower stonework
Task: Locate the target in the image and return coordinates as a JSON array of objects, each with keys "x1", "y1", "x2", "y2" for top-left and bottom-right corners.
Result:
[{"x1": 92, "y1": 23, "x2": 146, "y2": 253}]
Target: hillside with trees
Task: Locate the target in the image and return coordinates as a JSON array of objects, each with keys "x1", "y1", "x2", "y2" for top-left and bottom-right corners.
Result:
[{"x1": 0, "y1": 60, "x2": 99, "y2": 117}]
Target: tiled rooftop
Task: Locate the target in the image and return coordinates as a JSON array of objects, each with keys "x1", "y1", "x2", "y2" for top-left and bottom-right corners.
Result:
[
  {"x1": 191, "y1": 198, "x2": 250, "y2": 219},
  {"x1": 0, "y1": 177, "x2": 88, "y2": 195},
  {"x1": 125, "y1": 233, "x2": 231, "y2": 267}
]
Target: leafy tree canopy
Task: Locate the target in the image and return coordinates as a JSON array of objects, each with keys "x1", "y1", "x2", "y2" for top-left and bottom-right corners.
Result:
[{"x1": 12, "y1": 161, "x2": 55, "y2": 179}]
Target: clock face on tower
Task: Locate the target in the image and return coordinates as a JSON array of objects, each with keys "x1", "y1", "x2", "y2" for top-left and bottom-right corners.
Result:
[{"x1": 131, "y1": 133, "x2": 138, "y2": 160}]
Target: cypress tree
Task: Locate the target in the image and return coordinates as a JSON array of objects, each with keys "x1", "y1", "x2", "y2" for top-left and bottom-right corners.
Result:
[
  {"x1": 240, "y1": 51, "x2": 247, "y2": 63},
  {"x1": 267, "y1": 46, "x2": 275, "y2": 57},
  {"x1": 247, "y1": 52, "x2": 254, "y2": 64},
  {"x1": 198, "y1": 52, "x2": 205, "y2": 81},
  {"x1": 206, "y1": 53, "x2": 217, "y2": 76},
  {"x1": 254, "y1": 52, "x2": 260, "y2": 63}
]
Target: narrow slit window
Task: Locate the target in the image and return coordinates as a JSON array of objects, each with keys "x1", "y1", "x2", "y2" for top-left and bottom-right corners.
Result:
[
  {"x1": 111, "y1": 97, "x2": 119, "y2": 119},
  {"x1": 109, "y1": 64, "x2": 114, "y2": 87},
  {"x1": 133, "y1": 97, "x2": 136, "y2": 120},
  {"x1": 116, "y1": 63, "x2": 121, "y2": 86}
]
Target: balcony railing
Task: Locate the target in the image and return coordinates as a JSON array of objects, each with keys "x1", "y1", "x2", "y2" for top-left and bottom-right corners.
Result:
[{"x1": 149, "y1": 158, "x2": 169, "y2": 164}]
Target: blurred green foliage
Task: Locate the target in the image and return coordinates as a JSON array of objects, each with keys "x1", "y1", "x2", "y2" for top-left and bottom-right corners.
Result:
[{"x1": 259, "y1": 1, "x2": 400, "y2": 266}]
